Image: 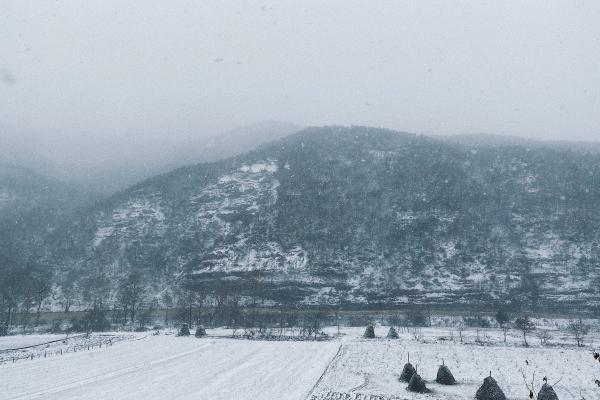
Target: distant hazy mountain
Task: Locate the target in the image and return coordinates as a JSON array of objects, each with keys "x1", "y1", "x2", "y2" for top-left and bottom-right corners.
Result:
[
  {"x1": 0, "y1": 163, "x2": 95, "y2": 263},
  {"x1": 171, "y1": 121, "x2": 305, "y2": 165},
  {"x1": 0, "y1": 134, "x2": 58, "y2": 176},
  {"x1": 55, "y1": 121, "x2": 304, "y2": 194},
  {"x1": 440, "y1": 133, "x2": 600, "y2": 154},
  {"x1": 45, "y1": 126, "x2": 600, "y2": 310}
]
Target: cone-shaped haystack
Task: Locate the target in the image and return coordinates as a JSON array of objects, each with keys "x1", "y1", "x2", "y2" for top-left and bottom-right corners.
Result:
[
  {"x1": 195, "y1": 325, "x2": 206, "y2": 337},
  {"x1": 436, "y1": 363, "x2": 456, "y2": 385},
  {"x1": 399, "y1": 360, "x2": 416, "y2": 382},
  {"x1": 364, "y1": 325, "x2": 375, "y2": 338},
  {"x1": 387, "y1": 326, "x2": 399, "y2": 339},
  {"x1": 407, "y1": 372, "x2": 429, "y2": 393},
  {"x1": 475, "y1": 376, "x2": 506, "y2": 400},
  {"x1": 177, "y1": 323, "x2": 190, "y2": 337},
  {"x1": 537, "y1": 384, "x2": 559, "y2": 400}
]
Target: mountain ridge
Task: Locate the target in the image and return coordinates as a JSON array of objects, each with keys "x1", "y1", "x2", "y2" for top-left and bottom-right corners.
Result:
[
  {"x1": 439, "y1": 133, "x2": 600, "y2": 154},
  {"x1": 37, "y1": 126, "x2": 600, "y2": 312}
]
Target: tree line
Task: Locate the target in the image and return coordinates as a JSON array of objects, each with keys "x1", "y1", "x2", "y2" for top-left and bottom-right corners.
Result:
[
  {"x1": 1, "y1": 252, "x2": 596, "y2": 346},
  {"x1": 1, "y1": 255, "x2": 52, "y2": 335}
]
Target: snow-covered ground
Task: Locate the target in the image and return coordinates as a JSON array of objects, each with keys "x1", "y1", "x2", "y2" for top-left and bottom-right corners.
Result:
[
  {"x1": 0, "y1": 332, "x2": 339, "y2": 400},
  {"x1": 312, "y1": 327, "x2": 598, "y2": 399},
  {"x1": 1, "y1": 326, "x2": 598, "y2": 400},
  {"x1": 0, "y1": 333, "x2": 133, "y2": 363}
]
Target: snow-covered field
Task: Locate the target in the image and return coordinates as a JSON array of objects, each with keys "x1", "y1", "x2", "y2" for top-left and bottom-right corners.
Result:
[
  {"x1": 0, "y1": 333, "x2": 132, "y2": 363},
  {"x1": 0, "y1": 332, "x2": 339, "y2": 400},
  {"x1": 1, "y1": 326, "x2": 598, "y2": 400},
  {"x1": 312, "y1": 327, "x2": 598, "y2": 399}
]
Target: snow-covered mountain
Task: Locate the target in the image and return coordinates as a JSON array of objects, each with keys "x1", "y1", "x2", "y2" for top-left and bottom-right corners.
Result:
[{"x1": 45, "y1": 126, "x2": 600, "y2": 310}]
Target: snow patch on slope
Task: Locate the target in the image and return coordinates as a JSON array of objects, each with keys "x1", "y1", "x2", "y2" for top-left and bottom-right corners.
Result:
[
  {"x1": 192, "y1": 243, "x2": 308, "y2": 274},
  {"x1": 239, "y1": 161, "x2": 278, "y2": 174},
  {"x1": 92, "y1": 195, "x2": 166, "y2": 248},
  {"x1": 184, "y1": 159, "x2": 304, "y2": 275},
  {"x1": 187, "y1": 160, "x2": 279, "y2": 241},
  {"x1": 93, "y1": 227, "x2": 114, "y2": 247}
]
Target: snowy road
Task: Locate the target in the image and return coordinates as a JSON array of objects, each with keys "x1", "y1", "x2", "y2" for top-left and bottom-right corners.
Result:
[{"x1": 1, "y1": 335, "x2": 340, "y2": 400}]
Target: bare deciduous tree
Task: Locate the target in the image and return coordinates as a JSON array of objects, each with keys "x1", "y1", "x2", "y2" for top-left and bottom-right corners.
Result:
[
  {"x1": 495, "y1": 309, "x2": 510, "y2": 343},
  {"x1": 515, "y1": 316, "x2": 536, "y2": 347},
  {"x1": 30, "y1": 269, "x2": 53, "y2": 327},
  {"x1": 537, "y1": 329, "x2": 552, "y2": 346},
  {"x1": 567, "y1": 318, "x2": 590, "y2": 347},
  {"x1": 118, "y1": 271, "x2": 144, "y2": 324}
]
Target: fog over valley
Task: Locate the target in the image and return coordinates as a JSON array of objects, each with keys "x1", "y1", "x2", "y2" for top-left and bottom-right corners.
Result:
[{"x1": 2, "y1": 2, "x2": 600, "y2": 172}]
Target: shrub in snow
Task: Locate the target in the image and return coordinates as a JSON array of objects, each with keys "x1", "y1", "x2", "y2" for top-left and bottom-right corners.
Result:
[
  {"x1": 435, "y1": 363, "x2": 456, "y2": 385},
  {"x1": 70, "y1": 305, "x2": 110, "y2": 332},
  {"x1": 195, "y1": 325, "x2": 206, "y2": 337},
  {"x1": 465, "y1": 316, "x2": 491, "y2": 328},
  {"x1": 537, "y1": 383, "x2": 559, "y2": 400},
  {"x1": 50, "y1": 321, "x2": 64, "y2": 334},
  {"x1": 363, "y1": 325, "x2": 375, "y2": 339},
  {"x1": 386, "y1": 326, "x2": 399, "y2": 339},
  {"x1": 475, "y1": 376, "x2": 506, "y2": 400},
  {"x1": 407, "y1": 309, "x2": 428, "y2": 327},
  {"x1": 177, "y1": 324, "x2": 190, "y2": 337},
  {"x1": 407, "y1": 372, "x2": 429, "y2": 393}
]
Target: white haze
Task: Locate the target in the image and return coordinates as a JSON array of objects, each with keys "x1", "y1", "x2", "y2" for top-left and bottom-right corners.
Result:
[{"x1": 1, "y1": 0, "x2": 600, "y2": 168}]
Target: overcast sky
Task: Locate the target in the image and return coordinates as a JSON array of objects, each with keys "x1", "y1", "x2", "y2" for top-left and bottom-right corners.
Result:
[{"x1": 1, "y1": 0, "x2": 600, "y2": 163}]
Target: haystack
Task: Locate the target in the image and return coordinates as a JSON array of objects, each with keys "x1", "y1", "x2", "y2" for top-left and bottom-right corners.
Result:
[
  {"x1": 387, "y1": 326, "x2": 399, "y2": 339},
  {"x1": 195, "y1": 325, "x2": 206, "y2": 337},
  {"x1": 537, "y1": 383, "x2": 559, "y2": 400},
  {"x1": 364, "y1": 325, "x2": 375, "y2": 339},
  {"x1": 407, "y1": 372, "x2": 429, "y2": 393},
  {"x1": 178, "y1": 323, "x2": 190, "y2": 337},
  {"x1": 475, "y1": 376, "x2": 506, "y2": 400},
  {"x1": 435, "y1": 363, "x2": 456, "y2": 385},
  {"x1": 399, "y1": 354, "x2": 416, "y2": 382}
]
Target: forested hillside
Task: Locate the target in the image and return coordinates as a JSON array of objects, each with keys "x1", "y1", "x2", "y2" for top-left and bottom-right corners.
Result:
[
  {"x1": 0, "y1": 164, "x2": 94, "y2": 262},
  {"x1": 33, "y1": 126, "x2": 600, "y2": 313},
  {"x1": 0, "y1": 164, "x2": 96, "y2": 329}
]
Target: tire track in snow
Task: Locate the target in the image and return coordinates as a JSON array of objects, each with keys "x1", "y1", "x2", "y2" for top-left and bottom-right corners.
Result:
[
  {"x1": 350, "y1": 373, "x2": 370, "y2": 392},
  {"x1": 7, "y1": 341, "x2": 214, "y2": 400},
  {"x1": 304, "y1": 343, "x2": 343, "y2": 400}
]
